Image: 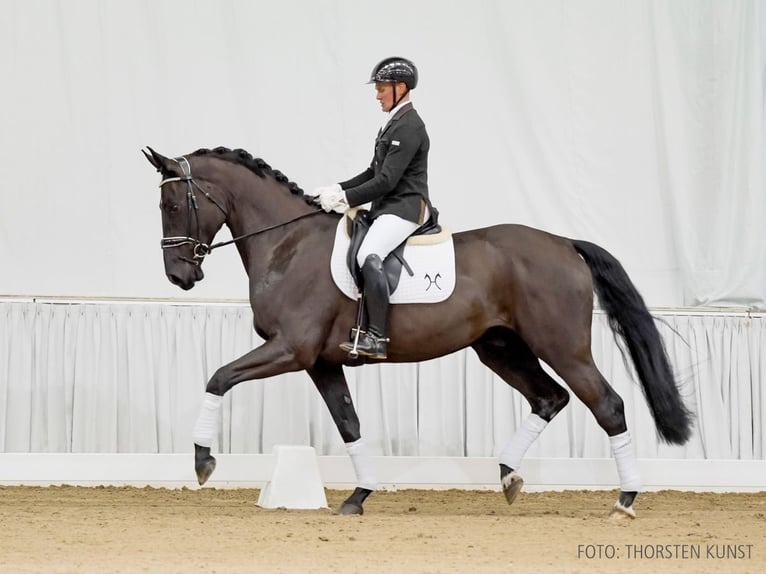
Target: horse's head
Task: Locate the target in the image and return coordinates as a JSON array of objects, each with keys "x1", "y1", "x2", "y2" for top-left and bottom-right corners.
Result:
[{"x1": 143, "y1": 147, "x2": 228, "y2": 290}]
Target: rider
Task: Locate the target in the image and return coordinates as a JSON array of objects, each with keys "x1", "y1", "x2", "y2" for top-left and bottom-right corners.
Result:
[{"x1": 315, "y1": 56, "x2": 432, "y2": 360}]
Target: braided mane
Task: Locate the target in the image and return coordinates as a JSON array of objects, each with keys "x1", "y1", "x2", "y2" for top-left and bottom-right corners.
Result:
[{"x1": 191, "y1": 146, "x2": 317, "y2": 205}]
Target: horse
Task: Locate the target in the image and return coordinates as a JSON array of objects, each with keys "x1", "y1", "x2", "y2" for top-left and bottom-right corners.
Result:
[{"x1": 143, "y1": 145, "x2": 692, "y2": 518}]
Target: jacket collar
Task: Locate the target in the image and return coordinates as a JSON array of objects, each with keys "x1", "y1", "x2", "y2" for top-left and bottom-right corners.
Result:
[{"x1": 379, "y1": 102, "x2": 413, "y2": 138}]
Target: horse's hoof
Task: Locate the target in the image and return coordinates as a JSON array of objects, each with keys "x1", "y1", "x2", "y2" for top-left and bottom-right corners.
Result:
[
  {"x1": 195, "y1": 458, "x2": 216, "y2": 485},
  {"x1": 609, "y1": 501, "x2": 636, "y2": 520},
  {"x1": 335, "y1": 502, "x2": 364, "y2": 516},
  {"x1": 196, "y1": 458, "x2": 216, "y2": 485},
  {"x1": 194, "y1": 444, "x2": 217, "y2": 486},
  {"x1": 501, "y1": 470, "x2": 524, "y2": 505},
  {"x1": 334, "y1": 487, "x2": 372, "y2": 515}
]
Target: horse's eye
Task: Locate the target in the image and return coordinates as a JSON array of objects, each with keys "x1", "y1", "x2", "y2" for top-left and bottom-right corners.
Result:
[{"x1": 160, "y1": 200, "x2": 180, "y2": 213}]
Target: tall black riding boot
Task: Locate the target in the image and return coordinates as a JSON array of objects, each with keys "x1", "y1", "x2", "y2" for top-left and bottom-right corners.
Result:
[{"x1": 340, "y1": 254, "x2": 390, "y2": 359}]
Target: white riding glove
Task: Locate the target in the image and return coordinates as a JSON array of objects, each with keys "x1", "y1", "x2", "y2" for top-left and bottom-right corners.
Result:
[
  {"x1": 308, "y1": 184, "x2": 333, "y2": 198},
  {"x1": 318, "y1": 183, "x2": 348, "y2": 213}
]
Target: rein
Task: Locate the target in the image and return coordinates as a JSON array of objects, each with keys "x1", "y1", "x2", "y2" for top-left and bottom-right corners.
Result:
[
  {"x1": 159, "y1": 156, "x2": 322, "y2": 265},
  {"x1": 207, "y1": 210, "x2": 323, "y2": 252}
]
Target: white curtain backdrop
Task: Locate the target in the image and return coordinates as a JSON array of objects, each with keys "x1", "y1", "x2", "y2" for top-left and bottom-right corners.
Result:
[
  {"x1": 0, "y1": 0, "x2": 763, "y2": 308},
  {"x1": 1, "y1": 2, "x2": 764, "y2": 466},
  {"x1": 2, "y1": 301, "x2": 763, "y2": 460}
]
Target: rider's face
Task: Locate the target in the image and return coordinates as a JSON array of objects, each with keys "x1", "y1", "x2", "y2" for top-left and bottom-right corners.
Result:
[{"x1": 375, "y1": 82, "x2": 404, "y2": 112}]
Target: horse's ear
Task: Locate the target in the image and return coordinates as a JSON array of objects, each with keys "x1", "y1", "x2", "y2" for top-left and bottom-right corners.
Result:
[{"x1": 142, "y1": 146, "x2": 171, "y2": 173}]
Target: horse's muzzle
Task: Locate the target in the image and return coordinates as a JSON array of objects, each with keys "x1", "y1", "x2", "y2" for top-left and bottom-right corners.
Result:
[
  {"x1": 167, "y1": 272, "x2": 202, "y2": 290},
  {"x1": 166, "y1": 262, "x2": 204, "y2": 290},
  {"x1": 168, "y1": 274, "x2": 194, "y2": 290}
]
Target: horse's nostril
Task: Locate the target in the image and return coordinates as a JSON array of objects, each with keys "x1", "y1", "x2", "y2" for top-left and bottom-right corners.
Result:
[
  {"x1": 167, "y1": 273, "x2": 184, "y2": 287},
  {"x1": 167, "y1": 271, "x2": 198, "y2": 291}
]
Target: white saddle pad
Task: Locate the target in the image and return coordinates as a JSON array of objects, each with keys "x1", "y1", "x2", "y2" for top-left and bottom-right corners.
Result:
[{"x1": 330, "y1": 217, "x2": 456, "y2": 304}]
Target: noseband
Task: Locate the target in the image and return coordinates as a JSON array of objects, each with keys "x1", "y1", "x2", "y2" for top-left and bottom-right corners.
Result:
[{"x1": 159, "y1": 156, "x2": 321, "y2": 266}]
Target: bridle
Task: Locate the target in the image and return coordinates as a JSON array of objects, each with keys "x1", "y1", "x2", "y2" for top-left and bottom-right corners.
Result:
[
  {"x1": 159, "y1": 156, "x2": 322, "y2": 266},
  {"x1": 159, "y1": 157, "x2": 227, "y2": 265}
]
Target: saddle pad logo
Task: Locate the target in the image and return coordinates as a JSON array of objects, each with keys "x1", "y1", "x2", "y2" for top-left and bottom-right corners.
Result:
[
  {"x1": 424, "y1": 273, "x2": 442, "y2": 291},
  {"x1": 330, "y1": 219, "x2": 456, "y2": 304}
]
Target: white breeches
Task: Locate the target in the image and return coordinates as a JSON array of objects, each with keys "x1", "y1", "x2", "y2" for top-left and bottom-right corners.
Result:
[{"x1": 356, "y1": 213, "x2": 422, "y2": 268}]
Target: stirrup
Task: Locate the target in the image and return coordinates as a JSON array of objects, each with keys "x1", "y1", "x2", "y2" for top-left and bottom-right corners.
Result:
[
  {"x1": 341, "y1": 327, "x2": 365, "y2": 359},
  {"x1": 340, "y1": 331, "x2": 388, "y2": 359}
]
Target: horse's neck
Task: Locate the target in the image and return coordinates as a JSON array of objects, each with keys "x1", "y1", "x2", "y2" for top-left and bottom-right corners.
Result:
[
  {"x1": 224, "y1": 177, "x2": 320, "y2": 275},
  {"x1": 225, "y1": 175, "x2": 302, "y2": 233}
]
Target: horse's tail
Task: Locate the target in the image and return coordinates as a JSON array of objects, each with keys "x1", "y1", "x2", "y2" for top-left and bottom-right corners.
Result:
[{"x1": 571, "y1": 239, "x2": 693, "y2": 445}]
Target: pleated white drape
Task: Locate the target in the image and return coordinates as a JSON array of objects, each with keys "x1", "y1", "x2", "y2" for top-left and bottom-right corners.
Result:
[
  {"x1": 0, "y1": 1, "x2": 763, "y2": 309},
  {"x1": 2, "y1": 301, "x2": 763, "y2": 461}
]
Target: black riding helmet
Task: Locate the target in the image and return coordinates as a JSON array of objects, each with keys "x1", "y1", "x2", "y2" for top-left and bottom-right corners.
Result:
[
  {"x1": 368, "y1": 57, "x2": 418, "y2": 89},
  {"x1": 368, "y1": 57, "x2": 418, "y2": 108}
]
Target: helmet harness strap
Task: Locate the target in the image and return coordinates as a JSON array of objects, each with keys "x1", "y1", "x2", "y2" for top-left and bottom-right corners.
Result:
[{"x1": 391, "y1": 82, "x2": 410, "y2": 109}]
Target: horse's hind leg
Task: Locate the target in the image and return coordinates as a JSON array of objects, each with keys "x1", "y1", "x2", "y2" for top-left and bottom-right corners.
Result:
[
  {"x1": 547, "y1": 354, "x2": 640, "y2": 519},
  {"x1": 307, "y1": 360, "x2": 374, "y2": 515},
  {"x1": 472, "y1": 328, "x2": 571, "y2": 505}
]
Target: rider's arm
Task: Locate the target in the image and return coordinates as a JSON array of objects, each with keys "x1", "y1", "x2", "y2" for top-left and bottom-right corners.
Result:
[
  {"x1": 342, "y1": 124, "x2": 423, "y2": 207},
  {"x1": 340, "y1": 167, "x2": 374, "y2": 190}
]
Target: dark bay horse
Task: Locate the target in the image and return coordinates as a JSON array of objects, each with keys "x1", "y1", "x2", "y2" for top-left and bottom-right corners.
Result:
[{"x1": 143, "y1": 146, "x2": 692, "y2": 518}]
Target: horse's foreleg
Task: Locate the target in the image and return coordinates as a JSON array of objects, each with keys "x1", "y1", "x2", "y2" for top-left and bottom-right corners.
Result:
[
  {"x1": 192, "y1": 393, "x2": 221, "y2": 485},
  {"x1": 307, "y1": 361, "x2": 375, "y2": 515},
  {"x1": 473, "y1": 330, "x2": 570, "y2": 506},
  {"x1": 191, "y1": 337, "x2": 308, "y2": 486}
]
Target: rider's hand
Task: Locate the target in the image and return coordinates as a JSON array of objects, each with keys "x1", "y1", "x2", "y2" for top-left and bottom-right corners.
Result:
[
  {"x1": 309, "y1": 184, "x2": 334, "y2": 197},
  {"x1": 318, "y1": 184, "x2": 348, "y2": 213}
]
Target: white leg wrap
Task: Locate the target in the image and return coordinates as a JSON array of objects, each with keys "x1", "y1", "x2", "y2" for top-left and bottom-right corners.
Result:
[
  {"x1": 499, "y1": 413, "x2": 548, "y2": 471},
  {"x1": 346, "y1": 439, "x2": 377, "y2": 491},
  {"x1": 610, "y1": 430, "x2": 642, "y2": 492},
  {"x1": 192, "y1": 393, "x2": 223, "y2": 448}
]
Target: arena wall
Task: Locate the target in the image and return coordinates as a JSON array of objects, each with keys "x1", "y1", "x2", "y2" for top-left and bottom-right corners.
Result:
[{"x1": 1, "y1": 300, "x2": 763, "y2": 490}]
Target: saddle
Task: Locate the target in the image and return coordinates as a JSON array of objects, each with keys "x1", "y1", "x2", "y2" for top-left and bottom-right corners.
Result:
[{"x1": 346, "y1": 207, "x2": 441, "y2": 295}]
